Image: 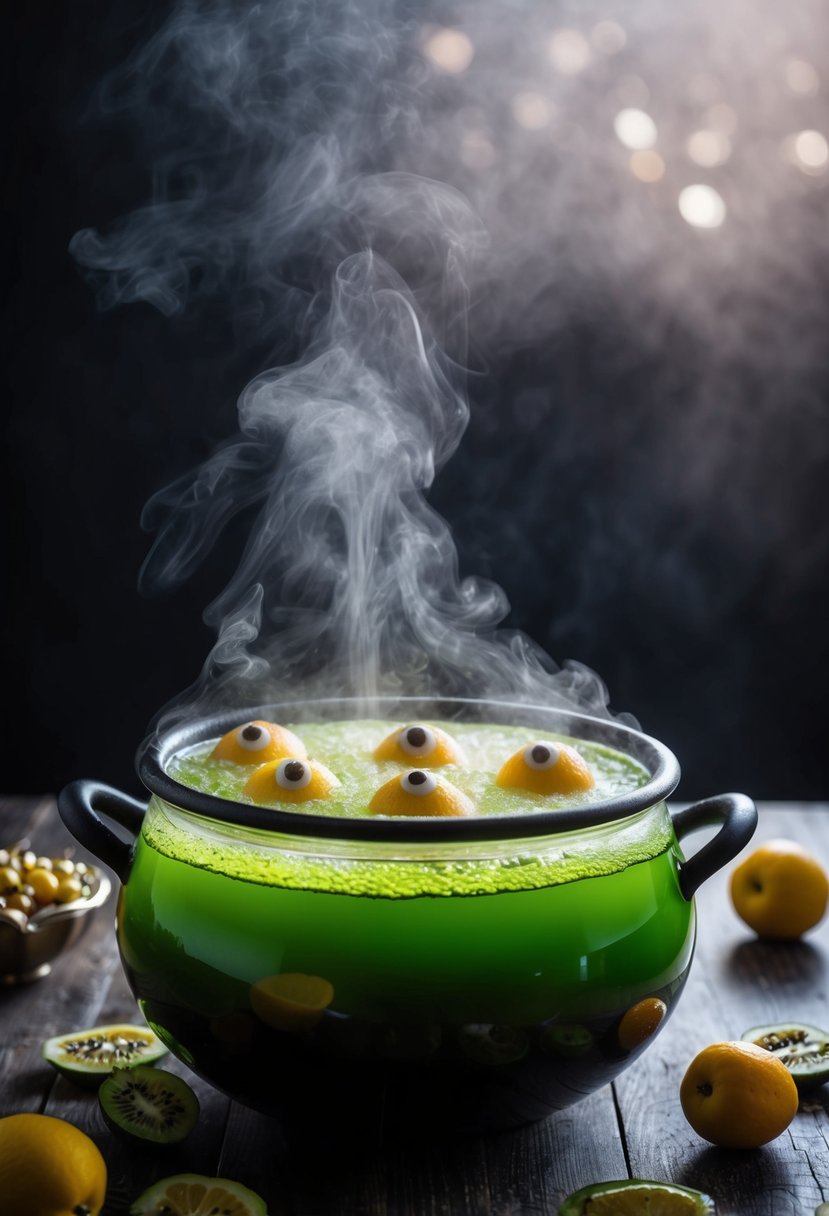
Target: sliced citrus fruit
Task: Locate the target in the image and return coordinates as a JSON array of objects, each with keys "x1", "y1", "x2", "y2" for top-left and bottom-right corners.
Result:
[
  {"x1": 559, "y1": 1178, "x2": 716, "y2": 1214},
  {"x1": 741, "y1": 1022, "x2": 829, "y2": 1090},
  {"x1": 250, "y1": 972, "x2": 334, "y2": 1031},
  {"x1": 130, "y1": 1173, "x2": 267, "y2": 1216},
  {"x1": 42, "y1": 1023, "x2": 168, "y2": 1089}
]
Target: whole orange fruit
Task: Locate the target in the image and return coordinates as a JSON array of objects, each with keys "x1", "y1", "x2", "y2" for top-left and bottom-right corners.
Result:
[
  {"x1": 0, "y1": 1112, "x2": 107, "y2": 1216},
  {"x1": 680, "y1": 1041, "x2": 799, "y2": 1148},
  {"x1": 730, "y1": 839, "x2": 828, "y2": 939}
]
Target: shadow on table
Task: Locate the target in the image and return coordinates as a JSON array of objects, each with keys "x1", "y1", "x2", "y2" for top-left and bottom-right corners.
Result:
[
  {"x1": 675, "y1": 1146, "x2": 804, "y2": 1216},
  {"x1": 725, "y1": 938, "x2": 825, "y2": 990}
]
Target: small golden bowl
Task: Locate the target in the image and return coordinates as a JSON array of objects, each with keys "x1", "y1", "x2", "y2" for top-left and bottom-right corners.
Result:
[{"x1": 0, "y1": 870, "x2": 111, "y2": 985}]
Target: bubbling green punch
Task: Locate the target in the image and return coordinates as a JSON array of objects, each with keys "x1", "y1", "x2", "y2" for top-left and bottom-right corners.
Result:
[{"x1": 116, "y1": 718, "x2": 694, "y2": 1133}]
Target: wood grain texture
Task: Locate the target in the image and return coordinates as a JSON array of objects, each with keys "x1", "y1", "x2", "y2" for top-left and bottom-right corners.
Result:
[
  {"x1": 0, "y1": 799, "x2": 827, "y2": 1215},
  {"x1": 615, "y1": 803, "x2": 829, "y2": 1216}
]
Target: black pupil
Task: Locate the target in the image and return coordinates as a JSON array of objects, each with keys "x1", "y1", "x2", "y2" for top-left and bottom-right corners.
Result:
[
  {"x1": 284, "y1": 761, "x2": 306, "y2": 782},
  {"x1": 531, "y1": 745, "x2": 551, "y2": 765},
  {"x1": 408, "y1": 770, "x2": 428, "y2": 786},
  {"x1": 242, "y1": 725, "x2": 263, "y2": 741},
  {"x1": 406, "y1": 727, "x2": 428, "y2": 748}
]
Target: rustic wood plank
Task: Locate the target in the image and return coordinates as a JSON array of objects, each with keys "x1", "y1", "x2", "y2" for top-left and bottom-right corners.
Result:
[
  {"x1": 44, "y1": 964, "x2": 230, "y2": 1216},
  {"x1": 0, "y1": 796, "x2": 122, "y2": 1115},
  {"x1": 615, "y1": 803, "x2": 829, "y2": 1215},
  {"x1": 4, "y1": 798, "x2": 829, "y2": 1216},
  {"x1": 217, "y1": 1081, "x2": 625, "y2": 1216}
]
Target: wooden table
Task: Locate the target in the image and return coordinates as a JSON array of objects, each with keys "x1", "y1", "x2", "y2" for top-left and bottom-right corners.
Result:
[{"x1": 1, "y1": 797, "x2": 827, "y2": 1216}]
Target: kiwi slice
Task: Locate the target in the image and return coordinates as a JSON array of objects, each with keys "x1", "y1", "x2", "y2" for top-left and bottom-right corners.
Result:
[
  {"x1": 99, "y1": 1065, "x2": 199, "y2": 1144},
  {"x1": 42, "y1": 1024, "x2": 168, "y2": 1089},
  {"x1": 559, "y1": 1179, "x2": 716, "y2": 1214},
  {"x1": 742, "y1": 1022, "x2": 829, "y2": 1090}
]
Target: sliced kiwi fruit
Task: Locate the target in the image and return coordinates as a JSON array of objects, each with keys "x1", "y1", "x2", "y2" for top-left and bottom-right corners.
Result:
[
  {"x1": 741, "y1": 1022, "x2": 829, "y2": 1090},
  {"x1": 99, "y1": 1064, "x2": 200, "y2": 1144},
  {"x1": 42, "y1": 1023, "x2": 168, "y2": 1089},
  {"x1": 559, "y1": 1178, "x2": 716, "y2": 1215}
]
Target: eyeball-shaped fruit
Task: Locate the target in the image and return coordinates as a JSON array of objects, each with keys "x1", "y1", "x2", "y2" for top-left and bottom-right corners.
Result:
[
  {"x1": 372, "y1": 723, "x2": 466, "y2": 768},
  {"x1": 212, "y1": 720, "x2": 308, "y2": 766},
  {"x1": 243, "y1": 758, "x2": 340, "y2": 805},
  {"x1": 495, "y1": 740, "x2": 595, "y2": 796},
  {"x1": 368, "y1": 771, "x2": 476, "y2": 818}
]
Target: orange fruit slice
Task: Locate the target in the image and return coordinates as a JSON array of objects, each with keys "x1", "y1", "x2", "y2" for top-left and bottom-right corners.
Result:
[
  {"x1": 680, "y1": 1040, "x2": 799, "y2": 1148},
  {"x1": 250, "y1": 972, "x2": 334, "y2": 1032}
]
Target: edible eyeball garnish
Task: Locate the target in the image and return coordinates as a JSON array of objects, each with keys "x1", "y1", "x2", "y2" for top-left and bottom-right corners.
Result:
[
  {"x1": 368, "y1": 771, "x2": 476, "y2": 818},
  {"x1": 243, "y1": 758, "x2": 340, "y2": 805},
  {"x1": 496, "y1": 741, "x2": 595, "y2": 796},
  {"x1": 212, "y1": 720, "x2": 308, "y2": 766},
  {"x1": 372, "y1": 723, "x2": 466, "y2": 768}
]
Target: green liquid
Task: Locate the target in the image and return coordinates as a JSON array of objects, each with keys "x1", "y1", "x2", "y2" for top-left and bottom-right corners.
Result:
[{"x1": 119, "y1": 791, "x2": 694, "y2": 1131}]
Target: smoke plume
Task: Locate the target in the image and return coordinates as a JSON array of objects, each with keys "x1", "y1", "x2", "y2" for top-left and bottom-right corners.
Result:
[{"x1": 70, "y1": 0, "x2": 829, "y2": 725}]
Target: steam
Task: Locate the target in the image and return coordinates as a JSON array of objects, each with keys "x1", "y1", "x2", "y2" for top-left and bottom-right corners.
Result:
[{"x1": 70, "y1": 0, "x2": 829, "y2": 724}]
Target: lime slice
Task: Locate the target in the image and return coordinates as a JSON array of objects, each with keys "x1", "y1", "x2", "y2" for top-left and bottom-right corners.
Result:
[
  {"x1": 130, "y1": 1173, "x2": 267, "y2": 1216},
  {"x1": 741, "y1": 1023, "x2": 829, "y2": 1090},
  {"x1": 559, "y1": 1179, "x2": 716, "y2": 1215}
]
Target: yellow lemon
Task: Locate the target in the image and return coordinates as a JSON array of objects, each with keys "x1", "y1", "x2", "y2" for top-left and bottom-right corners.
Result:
[
  {"x1": 730, "y1": 839, "x2": 829, "y2": 939},
  {"x1": 680, "y1": 1040, "x2": 799, "y2": 1148},
  {"x1": 212, "y1": 720, "x2": 307, "y2": 766},
  {"x1": 369, "y1": 770, "x2": 476, "y2": 817},
  {"x1": 372, "y1": 723, "x2": 466, "y2": 767},
  {"x1": 495, "y1": 741, "x2": 594, "y2": 796},
  {"x1": 0, "y1": 1113, "x2": 107, "y2": 1216},
  {"x1": 242, "y1": 757, "x2": 340, "y2": 805}
]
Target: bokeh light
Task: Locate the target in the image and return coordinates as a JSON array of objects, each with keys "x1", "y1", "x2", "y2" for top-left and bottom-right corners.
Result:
[
  {"x1": 423, "y1": 27, "x2": 475, "y2": 74},
  {"x1": 511, "y1": 92, "x2": 552, "y2": 130},
  {"x1": 614, "y1": 108, "x2": 658, "y2": 150},
  {"x1": 630, "y1": 150, "x2": 665, "y2": 182},
  {"x1": 678, "y1": 184, "x2": 727, "y2": 228},
  {"x1": 793, "y1": 129, "x2": 829, "y2": 174},
  {"x1": 548, "y1": 30, "x2": 591, "y2": 75},
  {"x1": 784, "y1": 58, "x2": 820, "y2": 97},
  {"x1": 687, "y1": 130, "x2": 732, "y2": 167}
]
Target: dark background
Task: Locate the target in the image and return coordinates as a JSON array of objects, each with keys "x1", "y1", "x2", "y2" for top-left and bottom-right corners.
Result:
[{"x1": 4, "y1": 4, "x2": 829, "y2": 801}]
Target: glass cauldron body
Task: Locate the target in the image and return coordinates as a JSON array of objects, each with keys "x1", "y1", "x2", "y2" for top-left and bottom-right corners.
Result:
[{"x1": 58, "y1": 698, "x2": 757, "y2": 1135}]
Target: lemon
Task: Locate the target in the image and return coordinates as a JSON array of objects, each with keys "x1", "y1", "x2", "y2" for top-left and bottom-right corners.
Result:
[
  {"x1": 680, "y1": 1041, "x2": 799, "y2": 1149},
  {"x1": 0, "y1": 1113, "x2": 107, "y2": 1216},
  {"x1": 559, "y1": 1179, "x2": 715, "y2": 1214},
  {"x1": 130, "y1": 1174, "x2": 267, "y2": 1215}
]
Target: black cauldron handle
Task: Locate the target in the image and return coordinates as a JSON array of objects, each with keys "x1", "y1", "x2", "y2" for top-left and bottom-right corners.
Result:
[
  {"x1": 671, "y1": 793, "x2": 757, "y2": 901},
  {"x1": 58, "y1": 780, "x2": 146, "y2": 883}
]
